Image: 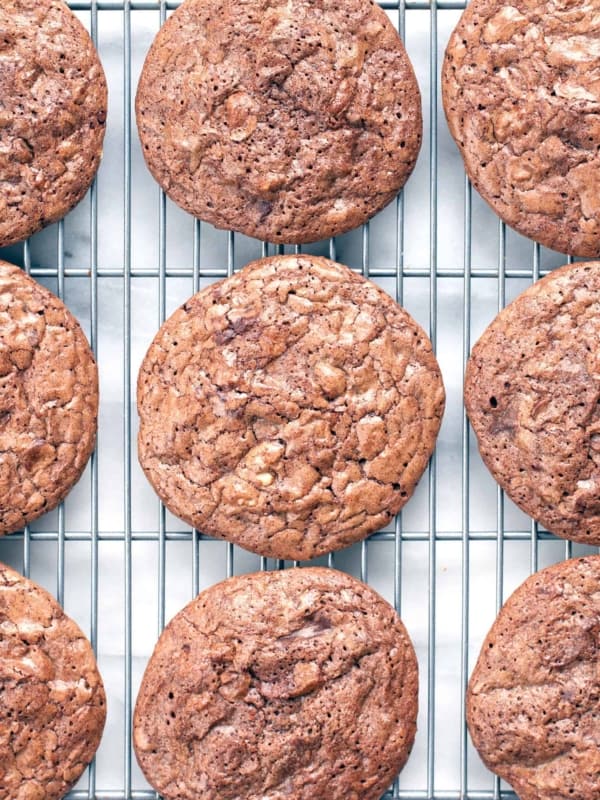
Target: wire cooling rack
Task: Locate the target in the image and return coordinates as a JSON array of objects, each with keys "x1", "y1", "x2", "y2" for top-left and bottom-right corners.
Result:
[{"x1": 0, "y1": 2, "x2": 596, "y2": 799}]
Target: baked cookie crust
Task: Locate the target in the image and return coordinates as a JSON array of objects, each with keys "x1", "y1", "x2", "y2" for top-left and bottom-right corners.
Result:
[
  {"x1": 0, "y1": 0, "x2": 107, "y2": 247},
  {"x1": 135, "y1": 0, "x2": 422, "y2": 243},
  {"x1": 0, "y1": 261, "x2": 98, "y2": 534},
  {"x1": 443, "y1": 0, "x2": 600, "y2": 256},
  {"x1": 134, "y1": 567, "x2": 418, "y2": 800},
  {"x1": 137, "y1": 255, "x2": 445, "y2": 559},
  {"x1": 468, "y1": 556, "x2": 600, "y2": 800},
  {"x1": 0, "y1": 562, "x2": 106, "y2": 800},
  {"x1": 464, "y1": 261, "x2": 600, "y2": 544}
]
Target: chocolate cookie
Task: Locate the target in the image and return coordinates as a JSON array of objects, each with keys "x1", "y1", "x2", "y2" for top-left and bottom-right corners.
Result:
[
  {"x1": 467, "y1": 555, "x2": 600, "y2": 800},
  {"x1": 0, "y1": 261, "x2": 98, "y2": 534},
  {"x1": 442, "y1": 0, "x2": 600, "y2": 256},
  {"x1": 0, "y1": 562, "x2": 106, "y2": 800},
  {"x1": 464, "y1": 261, "x2": 600, "y2": 544},
  {"x1": 134, "y1": 567, "x2": 418, "y2": 800},
  {"x1": 137, "y1": 255, "x2": 445, "y2": 560},
  {"x1": 0, "y1": 0, "x2": 107, "y2": 248},
  {"x1": 135, "y1": 0, "x2": 421, "y2": 244}
]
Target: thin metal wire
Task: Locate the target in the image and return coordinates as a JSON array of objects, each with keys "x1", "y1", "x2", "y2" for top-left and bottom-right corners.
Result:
[
  {"x1": 66, "y1": 0, "x2": 468, "y2": 7},
  {"x1": 529, "y1": 245, "x2": 541, "y2": 577},
  {"x1": 192, "y1": 218, "x2": 202, "y2": 598},
  {"x1": 123, "y1": 3, "x2": 134, "y2": 797},
  {"x1": 63, "y1": 791, "x2": 520, "y2": 800},
  {"x1": 2, "y1": 528, "x2": 569, "y2": 542},
  {"x1": 157, "y1": 0, "x2": 168, "y2": 637},
  {"x1": 88, "y1": 5, "x2": 100, "y2": 796},
  {"x1": 22, "y1": 240, "x2": 31, "y2": 579},
  {"x1": 26, "y1": 265, "x2": 555, "y2": 279},
  {"x1": 492, "y1": 219, "x2": 507, "y2": 800},
  {"x1": 393, "y1": 6, "x2": 406, "y2": 797},
  {"x1": 427, "y1": 1, "x2": 438, "y2": 795},
  {"x1": 460, "y1": 175, "x2": 472, "y2": 800},
  {"x1": 57, "y1": 219, "x2": 66, "y2": 608}
]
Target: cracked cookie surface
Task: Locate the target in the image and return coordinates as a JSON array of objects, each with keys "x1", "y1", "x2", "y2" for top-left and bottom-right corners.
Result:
[
  {"x1": 135, "y1": 0, "x2": 421, "y2": 244},
  {"x1": 0, "y1": 261, "x2": 98, "y2": 534},
  {"x1": 134, "y1": 567, "x2": 418, "y2": 800},
  {"x1": 464, "y1": 261, "x2": 600, "y2": 544},
  {"x1": 467, "y1": 556, "x2": 600, "y2": 800},
  {"x1": 443, "y1": 0, "x2": 600, "y2": 256},
  {"x1": 137, "y1": 255, "x2": 445, "y2": 560},
  {"x1": 0, "y1": 0, "x2": 107, "y2": 248},
  {"x1": 0, "y1": 561, "x2": 106, "y2": 800}
]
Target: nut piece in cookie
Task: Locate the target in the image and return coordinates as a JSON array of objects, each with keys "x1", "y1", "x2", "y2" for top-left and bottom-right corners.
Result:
[
  {"x1": 0, "y1": 0, "x2": 108, "y2": 247},
  {"x1": 464, "y1": 261, "x2": 600, "y2": 545},
  {"x1": 0, "y1": 561, "x2": 106, "y2": 800},
  {"x1": 134, "y1": 567, "x2": 418, "y2": 800},
  {"x1": 135, "y1": 0, "x2": 422, "y2": 243},
  {"x1": 467, "y1": 556, "x2": 600, "y2": 800},
  {"x1": 0, "y1": 261, "x2": 98, "y2": 534},
  {"x1": 442, "y1": 0, "x2": 600, "y2": 256},
  {"x1": 137, "y1": 254, "x2": 445, "y2": 560}
]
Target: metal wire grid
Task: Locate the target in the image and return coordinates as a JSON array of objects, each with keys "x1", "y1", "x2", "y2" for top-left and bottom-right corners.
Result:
[{"x1": 0, "y1": 2, "x2": 595, "y2": 799}]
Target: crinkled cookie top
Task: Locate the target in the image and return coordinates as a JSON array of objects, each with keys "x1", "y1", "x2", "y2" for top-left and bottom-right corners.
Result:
[
  {"x1": 134, "y1": 567, "x2": 418, "y2": 800},
  {"x1": 0, "y1": 0, "x2": 107, "y2": 247},
  {"x1": 465, "y1": 261, "x2": 600, "y2": 544},
  {"x1": 0, "y1": 562, "x2": 106, "y2": 800},
  {"x1": 135, "y1": 0, "x2": 421, "y2": 243},
  {"x1": 468, "y1": 556, "x2": 600, "y2": 800},
  {"x1": 0, "y1": 261, "x2": 98, "y2": 534},
  {"x1": 443, "y1": 0, "x2": 600, "y2": 256},
  {"x1": 137, "y1": 255, "x2": 445, "y2": 560}
]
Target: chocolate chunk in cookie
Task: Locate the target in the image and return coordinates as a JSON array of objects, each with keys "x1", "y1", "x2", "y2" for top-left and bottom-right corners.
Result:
[
  {"x1": 135, "y1": 0, "x2": 422, "y2": 244},
  {"x1": 137, "y1": 255, "x2": 445, "y2": 560},
  {"x1": 134, "y1": 567, "x2": 418, "y2": 800}
]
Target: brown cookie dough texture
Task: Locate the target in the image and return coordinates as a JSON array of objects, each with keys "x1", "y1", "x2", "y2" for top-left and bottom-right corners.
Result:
[
  {"x1": 468, "y1": 556, "x2": 600, "y2": 800},
  {"x1": 0, "y1": 0, "x2": 107, "y2": 248},
  {"x1": 137, "y1": 255, "x2": 445, "y2": 560},
  {"x1": 443, "y1": 0, "x2": 600, "y2": 256},
  {"x1": 134, "y1": 567, "x2": 418, "y2": 800},
  {"x1": 0, "y1": 562, "x2": 106, "y2": 800},
  {"x1": 464, "y1": 261, "x2": 600, "y2": 544},
  {"x1": 135, "y1": 0, "x2": 421, "y2": 244},
  {"x1": 0, "y1": 261, "x2": 98, "y2": 534}
]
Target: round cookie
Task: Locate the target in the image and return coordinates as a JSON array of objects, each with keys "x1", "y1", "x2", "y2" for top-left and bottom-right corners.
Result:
[
  {"x1": 443, "y1": 0, "x2": 600, "y2": 256},
  {"x1": 135, "y1": 0, "x2": 421, "y2": 244},
  {"x1": 467, "y1": 556, "x2": 600, "y2": 800},
  {"x1": 134, "y1": 567, "x2": 418, "y2": 800},
  {"x1": 0, "y1": 0, "x2": 107, "y2": 248},
  {"x1": 0, "y1": 561, "x2": 106, "y2": 800},
  {"x1": 0, "y1": 261, "x2": 98, "y2": 534},
  {"x1": 464, "y1": 261, "x2": 600, "y2": 544},
  {"x1": 137, "y1": 254, "x2": 445, "y2": 560}
]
